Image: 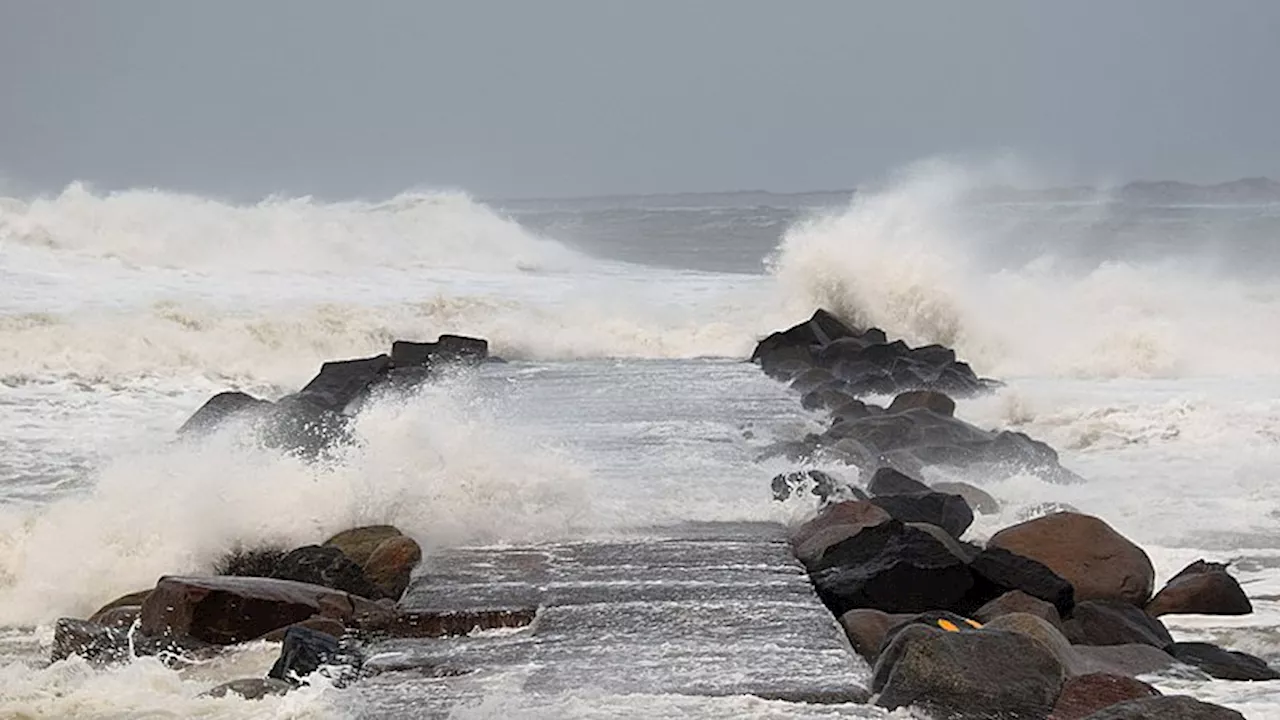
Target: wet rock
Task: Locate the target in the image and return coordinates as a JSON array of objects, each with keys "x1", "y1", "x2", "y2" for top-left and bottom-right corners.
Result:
[
  {"x1": 887, "y1": 390, "x2": 956, "y2": 417},
  {"x1": 872, "y1": 624, "x2": 1063, "y2": 718},
  {"x1": 791, "y1": 367, "x2": 838, "y2": 394},
  {"x1": 177, "y1": 391, "x2": 270, "y2": 435},
  {"x1": 202, "y1": 677, "x2": 293, "y2": 700},
  {"x1": 931, "y1": 481, "x2": 1000, "y2": 514},
  {"x1": 257, "y1": 616, "x2": 348, "y2": 642},
  {"x1": 51, "y1": 618, "x2": 216, "y2": 665},
  {"x1": 363, "y1": 535, "x2": 422, "y2": 600},
  {"x1": 1018, "y1": 501, "x2": 1081, "y2": 521},
  {"x1": 1165, "y1": 642, "x2": 1280, "y2": 681},
  {"x1": 87, "y1": 589, "x2": 151, "y2": 625},
  {"x1": 1077, "y1": 695, "x2": 1245, "y2": 719},
  {"x1": 790, "y1": 500, "x2": 892, "y2": 566},
  {"x1": 800, "y1": 385, "x2": 853, "y2": 411},
  {"x1": 139, "y1": 575, "x2": 382, "y2": 645},
  {"x1": 1062, "y1": 600, "x2": 1174, "y2": 648},
  {"x1": 974, "y1": 590, "x2": 1065, "y2": 630},
  {"x1": 963, "y1": 546, "x2": 1075, "y2": 618},
  {"x1": 866, "y1": 467, "x2": 930, "y2": 496},
  {"x1": 1145, "y1": 560, "x2": 1252, "y2": 617},
  {"x1": 869, "y1": 491, "x2": 974, "y2": 539},
  {"x1": 838, "y1": 608, "x2": 912, "y2": 663},
  {"x1": 215, "y1": 546, "x2": 288, "y2": 577},
  {"x1": 391, "y1": 335, "x2": 489, "y2": 367},
  {"x1": 90, "y1": 606, "x2": 142, "y2": 629},
  {"x1": 295, "y1": 354, "x2": 393, "y2": 414},
  {"x1": 268, "y1": 625, "x2": 362, "y2": 686},
  {"x1": 270, "y1": 545, "x2": 384, "y2": 600},
  {"x1": 1048, "y1": 673, "x2": 1161, "y2": 720},
  {"x1": 771, "y1": 469, "x2": 847, "y2": 503},
  {"x1": 323, "y1": 525, "x2": 405, "y2": 568},
  {"x1": 878, "y1": 610, "x2": 986, "y2": 652},
  {"x1": 255, "y1": 395, "x2": 350, "y2": 456},
  {"x1": 751, "y1": 309, "x2": 857, "y2": 364},
  {"x1": 810, "y1": 519, "x2": 974, "y2": 615},
  {"x1": 988, "y1": 512, "x2": 1155, "y2": 605}
]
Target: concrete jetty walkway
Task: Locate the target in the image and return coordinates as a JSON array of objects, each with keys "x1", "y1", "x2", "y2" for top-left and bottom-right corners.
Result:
[{"x1": 345, "y1": 521, "x2": 871, "y2": 718}]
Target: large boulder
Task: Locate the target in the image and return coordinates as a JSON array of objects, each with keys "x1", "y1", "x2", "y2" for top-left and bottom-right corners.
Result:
[
  {"x1": 1145, "y1": 560, "x2": 1252, "y2": 617},
  {"x1": 980, "y1": 612, "x2": 1079, "y2": 676},
  {"x1": 363, "y1": 535, "x2": 422, "y2": 600},
  {"x1": 810, "y1": 519, "x2": 974, "y2": 616},
  {"x1": 751, "y1": 309, "x2": 857, "y2": 364},
  {"x1": 295, "y1": 354, "x2": 393, "y2": 414},
  {"x1": 1165, "y1": 642, "x2": 1280, "y2": 681},
  {"x1": 872, "y1": 624, "x2": 1064, "y2": 718},
  {"x1": 789, "y1": 500, "x2": 892, "y2": 566},
  {"x1": 391, "y1": 335, "x2": 489, "y2": 367},
  {"x1": 988, "y1": 512, "x2": 1155, "y2": 606},
  {"x1": 963, "y1": 547, "x2": 1075, "y2": 618},
  {"x1": 1062, "y1": 600, "x2": 1174, "y2": 649},
  {"x1": 887, "y1": 390, "x2": 956, "y2": 417},
  {"x1": 1048, "y1": 673, "x2": 1161, "y2": 720},
  {"x1": 869, "y1": 491, "x2": 974, "y2": 539},
  {"x1": 1076, "y1": 696, "x2": 1245, "y2": 719},
  {"x1": 323, "y1": 525, "x2": 405, "y2": 568},
  {"x1": 269, "y1": 545, "x2": 384, "y2": 600},
  {"x1": 87, "y1": 589, "x2": 152, "y2": 626},
  {"x1": 139, "y1": 575, "x2": 383, "y2": 645}
]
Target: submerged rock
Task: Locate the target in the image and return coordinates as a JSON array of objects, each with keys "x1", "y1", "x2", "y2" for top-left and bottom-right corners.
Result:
[
  {"x1": 989, "y1": 512, "x2": 1155, "y2": 606},
  {"x1": 202, "y1": 677, "x2": 293, "y2": 700}
]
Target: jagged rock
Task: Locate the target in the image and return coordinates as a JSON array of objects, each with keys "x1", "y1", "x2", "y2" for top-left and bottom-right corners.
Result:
[
  {"x1": 268, "y1": 625, "x2": 362, "y2": 686},
  {"x1": 989, "y1": 512, "x2": 1155, "y2": 606},
  {"x1": 1145, "y1": 560, "x2": 1252, "y2": 617},
  {"x1": 751, "y1": 309, "x2": 857, "y2": 364},
  {"x1": 255, "y1": 395, "x2": 350, "y2": 456},
  {"x1": 51, "y1": 618, "x2": 216, "y2": 665},
  {"x1": 1165, "y1": 642, "x2": 1280, "y2": 681},
  {"x1": 810, "y1": 519, "x2": 974, "y2": 615},
  {"x1": 1062, "y1": 600, "x2": 1174, "y2": 648},
  {"x1": 391, "y1": 335, "x2": 489, "y2": 367},
  {"x1": 1077, "y1": 695, "x2": 1245, "y2": 719},
  {"x1": 931, "y1": 481, "x2": 1000, "y2": 514},
  {"x1": 872, "y1": 624, "x2": 1063, "y2": 718},
  {"x1": 323, "y1": 525, "x2": 405, "y2": 568},
  {"x1": 363, "y1": 535, "x2": 422, "y2": 600},
  {"x1": 202, "y1": 678, "x2": 293, "y2": 700},
  {"x1": 869, "y1": 491, "x2": 974, "y2": 539},
  {"x1": 838, "y1": 608, "x2": 912, "y2": 663},
  {"x1": 216, "y1": 546, "x2": 288, "y2": 577},
  {"x1": 270, "y1": 545, "x2": 384, "y2": 600},
  {"x1": 963, "y1": 546, "x2": 1075, "y2": 618},
  {"x1": 177, "y1": 391, "x2": 270, "y2": 435},
  {"x1": 139, "y1": 575, "x2": 383, "y2": 645},
  {"x1": 866, "y1": 467, "x2": 930, "y2": 496},
  {"x1": 294, "y1": 354, "x2": 393, "y2": 414},
  {"x1": 87, "y1": 589, "x2": 151, "y2": 625},
  {"x1": 887, "y1": 390, "x2": 956, "y2": 417},
  {"x1": 974, "y1": 590, "x2": 1065, "y2": 631},
  {"x1": 790, "y1": 500, "x2": 892, "y2": 566},
  {"x1": 1049, "y1": 673, "x2": 1162, "y2": 720}
]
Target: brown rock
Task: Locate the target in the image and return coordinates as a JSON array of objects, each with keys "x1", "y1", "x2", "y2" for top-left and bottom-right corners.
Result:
[
  {"x1": 887, "y1": 390, "x2": 956, "y2": 417},
  {"x1": 974, "y1": 590, "x2": 1064, "y2": 630},
  {"x1": 364, "y1": 535, "x2": 422, "y2": 600},
  {"x1": 1063, "y1": 600, "x2": 1174, "y2": 648},
  {"x1": 790, "y1": 500, "x2": 892, "y2": 565},
  {"x1": 90, "y1": 606, "x2": 142, "y2": 629},
  {"x1": 838, "y1": 608, "x2": 913, "y2": 663},
  {"x1": 140, "y1": 575, "x2": 383, "y2": 645},
  {"x1": 1146, "y1": 560, "x2": 1252, "y2": 617},
  {"x1": 1049, "y1": 673, "x2": 1161, "y2": 720},
  {"x1": 1077, "y1": 695, "x2": 1245, "y2": 719},
  {"x1": 322, "y1": 525, "x2": 404, "y2": 567},
  {"x1": 988, "y1": 512, "x2": 1155, "y2": 605},
  {"x1": 87, "y1": 589, "x2": 152, "y2": 624},
  {"x1": 931, "y1": 481, "x2": 1000, "y2": 515}
]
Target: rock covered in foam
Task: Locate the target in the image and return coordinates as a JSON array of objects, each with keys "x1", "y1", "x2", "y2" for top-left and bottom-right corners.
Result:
[{"x1": 989, "y1": 512, "x2": 1155, "y2": 606}]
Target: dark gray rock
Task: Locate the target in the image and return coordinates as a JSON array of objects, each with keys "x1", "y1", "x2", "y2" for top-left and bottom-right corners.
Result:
[
  {"x1": 1078, "y1": 695, "x2": 1245, "y2": 719},
  {"x1": 869, "y1": 491, "x2": 974, "y2": 539},
  {"x1": 1062, "y1": 600, "x2": 1174, "y2": 648},
  {"x1": 1165, "y1": 642, "x2": 1280, "y2": 681},
  {"x1": 866, "y1": 467, "x2": 931, "y2": 496},
  {"x1": 391, "y1": 335, "x2": 489, "y2": 367},
  {"x1": 268, "y1": 625, "x2": 363, "y2": 686},
  {"x1": 295, "y1": 354, "x2": 393, "y2": 414},
  {"x1": 270, "y1": 545, "x2": 384, "y2": 600},
  {"x1": 962, "y1": 546, "x2": 1075, "y2": 618},
  {"x1": 177, "y1": 391, "x2": 270, "y2": 435}
]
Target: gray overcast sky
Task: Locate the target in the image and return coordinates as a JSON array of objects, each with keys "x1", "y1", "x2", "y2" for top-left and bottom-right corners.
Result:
[{"x1": 1, "y1": 1, "x2": 1278, "y2": 199}]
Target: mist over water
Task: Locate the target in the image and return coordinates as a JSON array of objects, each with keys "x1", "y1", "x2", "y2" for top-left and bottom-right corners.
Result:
[{"x1": 1, "y1": 161, "x2": 1279, "y2": 716}]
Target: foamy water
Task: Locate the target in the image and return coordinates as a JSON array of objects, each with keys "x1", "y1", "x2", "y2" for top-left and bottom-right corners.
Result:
[{"x1": 1, "y1": 167, "x2": 1278, "y2": 717}]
